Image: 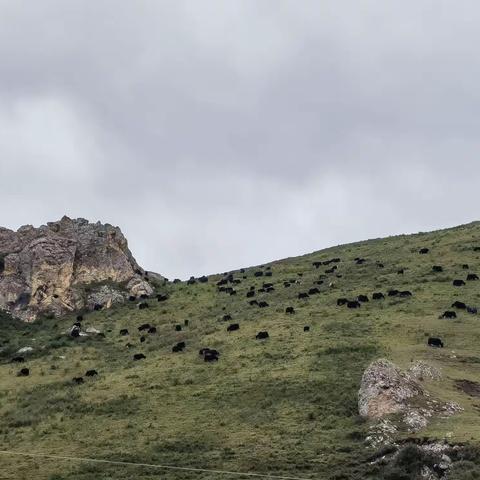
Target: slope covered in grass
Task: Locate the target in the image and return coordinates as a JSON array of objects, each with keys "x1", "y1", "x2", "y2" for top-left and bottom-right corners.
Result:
[{"x1": 2, "y1": 222, "x2": 480, "y2": 479}]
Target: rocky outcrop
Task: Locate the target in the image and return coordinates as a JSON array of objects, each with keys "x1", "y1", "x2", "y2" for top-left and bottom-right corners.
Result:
[
  {"x1": 0, "y1": 216, "x2": 155, "y2": 321},
  {"x1": 359, "y1": 359, "x2": 462, "y2": 441},
  {"x1": 358, "y1": 359, "x2": 424, "y2": 419}
]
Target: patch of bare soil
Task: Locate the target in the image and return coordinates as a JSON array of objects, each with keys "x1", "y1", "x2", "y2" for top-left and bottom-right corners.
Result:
[{"x1": 455, "y1": 379, "x2": 480, "y2": 397}]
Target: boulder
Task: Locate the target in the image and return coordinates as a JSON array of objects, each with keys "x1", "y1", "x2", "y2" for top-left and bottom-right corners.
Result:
[
  {"x1": 17, "y1": 346, "x2": 33, "y2": 354},
  {"x1": 358, "y1": 359, "x2": 424, "y2": 418},
  {"x1": 359, "y1": 359, "x2": 462, "y2": 438},
  {"x1": 86, "y1": 285, "x2": 125, "y2": 310}
]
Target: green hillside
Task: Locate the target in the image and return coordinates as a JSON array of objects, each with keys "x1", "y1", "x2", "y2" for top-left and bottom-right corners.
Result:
[{"x1": 2, "y1": 222, "x2": 480, "y2": 479}]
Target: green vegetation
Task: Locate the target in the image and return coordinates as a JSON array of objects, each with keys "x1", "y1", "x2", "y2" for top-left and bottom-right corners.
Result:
[{"x1": 2, "y1": 222, "x2": 480, "y2": 479}]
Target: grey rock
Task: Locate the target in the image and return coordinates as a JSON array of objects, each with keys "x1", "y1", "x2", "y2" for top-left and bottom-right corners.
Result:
[{"x1": 0, "y1": 216, "x2": 154, "y2": 321}]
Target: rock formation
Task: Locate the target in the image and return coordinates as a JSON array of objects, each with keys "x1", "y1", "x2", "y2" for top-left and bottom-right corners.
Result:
[
  {"x1": 359, "y1": 359, "x2": 462, "y2": 440},
  {"x1": 0, "y1": 216, "x2": 154, "y2": 321},
  {"x1": 358, "y1": 359, "x2": 424, "y2": 419}
]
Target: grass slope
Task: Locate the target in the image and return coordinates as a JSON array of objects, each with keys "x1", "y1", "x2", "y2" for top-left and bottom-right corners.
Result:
[{"x1": 2, "y1": 222, "x2": 480, "y2": 479}]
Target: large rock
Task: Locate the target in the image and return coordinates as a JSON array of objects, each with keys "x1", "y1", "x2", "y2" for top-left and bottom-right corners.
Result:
[
  {"x1": 0, "y1": 216, "x2": 154, "y2": 321},
  {"x1": 358, "y1": 359, "x2": 424, "y2": 418},
  {"x1": 360, "y1": 359, "x2": 462, "y2": 439}
]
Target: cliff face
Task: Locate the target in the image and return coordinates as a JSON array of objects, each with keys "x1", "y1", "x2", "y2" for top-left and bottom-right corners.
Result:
[{"x1": 0, "y1": 216, "x2": 153, "y2": 321}]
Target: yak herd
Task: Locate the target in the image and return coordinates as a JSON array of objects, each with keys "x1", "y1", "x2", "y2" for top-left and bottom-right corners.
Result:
[{"x1": 10, "y1": 245, "x2": 480, "y2": 384}]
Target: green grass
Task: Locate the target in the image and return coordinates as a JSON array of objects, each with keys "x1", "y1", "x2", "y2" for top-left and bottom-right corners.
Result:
[{"x1": 3, "y1": 222, "x2": 480, "y2": 478}]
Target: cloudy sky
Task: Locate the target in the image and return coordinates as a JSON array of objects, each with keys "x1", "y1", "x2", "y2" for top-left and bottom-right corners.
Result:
[{"x1": 0, "y1": 1, "x2": 479, "y2": 279}]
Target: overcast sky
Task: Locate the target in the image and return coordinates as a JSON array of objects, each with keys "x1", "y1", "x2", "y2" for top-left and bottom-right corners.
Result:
[{"x1": 0, "y1": 1, "x2": 479, "y2": 279}]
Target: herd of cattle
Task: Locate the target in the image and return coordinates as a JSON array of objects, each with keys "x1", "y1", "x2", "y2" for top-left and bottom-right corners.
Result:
[{"x1": 9, "y1": 246, "x2": 479, "y2": 383}]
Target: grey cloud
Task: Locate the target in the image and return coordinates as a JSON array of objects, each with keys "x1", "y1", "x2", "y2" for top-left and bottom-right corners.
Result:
[{"x1": 0, "y1": 1, "x2": 479, "y2": 278}]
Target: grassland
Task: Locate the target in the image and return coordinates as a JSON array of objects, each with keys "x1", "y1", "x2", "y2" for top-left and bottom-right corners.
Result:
[{"x1": 2, "y1": 222, "x2": 480, "y2": 479}]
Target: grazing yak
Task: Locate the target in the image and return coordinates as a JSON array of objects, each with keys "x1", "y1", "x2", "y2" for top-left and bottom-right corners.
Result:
[
  {"x1": 249, "y1": 300, "x2": 259, "y2": 306},
  {"x1": 11, "y1": 356, "x2": 25, "y2": 363},
  {"x1": 397, "y1": 269, "x2": 404, "y2": 275},
  {"x1": 265, "y1": 271, "x2": 273, "y2": 277},
  {"x1": 463, "y1": 264, "x2": 470, "y2": 270},
  {"x1": 298, "y1": 292, "x2": 309, "y2": 299},
  {"x1": 467, "y1": 306, "x2": 478, "y2": 314},
  {"x1": 357, "y1": 295, "x2": 369, "y2": 302},
  {"x1": 199, "y1": 348, "x2": 219, "y2": 356},
  {"x1": 419, "y1": 248, "x2": 429, "y2": 254},
  {"x1": 17, "y1": 368, "x2": 29, "y2": 377},
  {"x1": 453, "y1": 279, "x2": 466, "y2": 286},
  {"x1": 184, "y1": 319, "x2": 189, "y2": 326},
  {"x1": 140, "y1": 336, "x2": 146, "y2": 343},
  {"x1": 246, "y1": 290, "x2": 255, "y2": 298},
  {"x1": 148, "y1": 327, "x2": 157, "y2": 334},
  {"x1": 85, "y1": 370, "x2": 98, "y2": 377},
  {"x1": 128, "y1": 295, "x2": 136, "y2": 301},
  {"x1": 440, "y1": 311, "x2": 457, "y2": 319},
  {"x1": 347, "y1": 301, "x2": 361, "y2": 309},
  {"x1": 451, "y1": 301, "x2": 467, "y2": 309},
  {"x1": 428, "y1": 337, "x2": 444, "y2": 348},
  {"x1": 227, "y1": 323, "x2": 240, "y2": 332},
  {"x1": 138, "y1": 302, "x2": 149, "y2": 310},
  {"x1": 337, "y1": 298, "x2": 348, "y2": 306},
  {"x1": 138, "y1": 323, "x2": 151, "y2": 332},
  {"x1": 285, "y1": 306, "x2": 295, "y2": 314},
  {"x1": 283, "y1": 282, "x2": 291, "y2": 288},
  {"x1": 73, "y1": 377, "x2": 84, "y2": 384},
  {"x1": 467, "y1": 274, "x2": 479, "y2": 281},
  {"x1": 432, "y1": 265, "x2": 443, "y2": 272},
  {"x1": 258, "y1": 301, "x2": 269, "y2": 308},
  {"x1": 355, "y1": 258, "x2": 366, "y2": 265},
  {"x1": 399, "y1": 291, "x2": 412, "y2": 297},
  {"x1": 70, "y1": 325, "x2": 81, "y2": 338},
  {"x1": 256, "y1": 331, "x2": 269, "y2": 340},
  {"x1": 133, "y1": 353, "x2": 146, "y2": 360},
  {"x1": 308, "y1": 288, "x2": 320, "y2": 295},
  {"x1": 204, "y1": 351, "x2": 219, "y2": 362},
  {"x1": 372, "y1": 292, "x2": 385, "y2": 300},
  {"x1": 172, "y1": 342, "x2": 186, "y2": 353},
  {"x1": 388, "y1": 289, "x2": 399, "y2": 297},
  {"x1": 200, "y1": 348, "x2": 219, "y2": 362},
  {"x1": 303, "y1": 326, "x2": 310, "y2": 332},
  {"x1": 120, "y1": 329, "x2": 129, "y2": 336},
  {"x1": 254, "y1": 271, "x2": 264, "y2": 277}
]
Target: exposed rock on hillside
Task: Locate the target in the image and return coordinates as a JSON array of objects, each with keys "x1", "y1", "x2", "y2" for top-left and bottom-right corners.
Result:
[
  {"x1": 359, "y1": 359, "x2": 462, "y2": 440},
  {"x1": 359, "y1": 359, "x2": 424, "y2": 419},
  {"x1": 0, "y1": 216, "x2": 154, "y2": 321}
]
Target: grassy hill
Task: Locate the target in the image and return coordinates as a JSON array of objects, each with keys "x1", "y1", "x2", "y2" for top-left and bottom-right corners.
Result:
[{"x1": 2, "y1": 222, "x2": 480, "y2": 479}]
